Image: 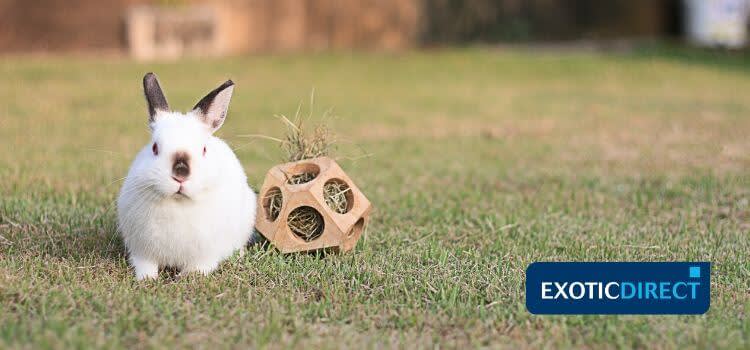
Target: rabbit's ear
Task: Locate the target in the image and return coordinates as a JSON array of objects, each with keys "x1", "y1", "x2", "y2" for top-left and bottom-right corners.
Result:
[
  {"x1": 192, "y1": 80, "x2": 234, "y2": 133},
  {"x1": 143, "y1": 72, "x2": 169, "y2": 123}
]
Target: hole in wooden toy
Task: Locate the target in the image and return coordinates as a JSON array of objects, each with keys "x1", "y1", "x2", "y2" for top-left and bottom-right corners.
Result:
[
  {"x1": 262, "y1": 187, "x2": 283, "y2": 221},
  {"x1": 348, "y1": 218, "x2": 365, "y2": 238},
  {"x1": 285, "y1": 163, "x2": 320, "y2": 185},
  {"x1": 287, "y1": 206, "x2": 325, "y2": 242},
  {"x1": 324, "y1": 178, "x2": 353, "y2": 214}
]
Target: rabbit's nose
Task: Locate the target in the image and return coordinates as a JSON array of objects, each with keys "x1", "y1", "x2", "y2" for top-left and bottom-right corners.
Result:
[{"x1": 172, "y1": 152, "x2": 190, "y2": 181}]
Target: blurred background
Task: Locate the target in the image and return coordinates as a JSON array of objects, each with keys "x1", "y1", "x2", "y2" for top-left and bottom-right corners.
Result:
[
  {"x1": 0, "y1": 0, "x2": 748, "y2": 58},
  {"x1": 1, "y1": 2, "x2": 750, "y2": 348}
]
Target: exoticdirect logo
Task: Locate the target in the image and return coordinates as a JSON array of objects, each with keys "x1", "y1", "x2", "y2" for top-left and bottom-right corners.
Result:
[{"x1": 525, "y1": 262, "x2": 710, "y2": 315}]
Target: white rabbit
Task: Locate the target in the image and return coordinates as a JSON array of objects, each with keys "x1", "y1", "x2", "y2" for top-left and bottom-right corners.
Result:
[{"x1": 117, "y1": 73, "x2": 256, "y2": 280}]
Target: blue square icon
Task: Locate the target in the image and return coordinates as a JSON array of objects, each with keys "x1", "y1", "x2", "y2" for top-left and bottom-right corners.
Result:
[{"x1": 689, "y1": 266, "x2": 701, "y2": 278}]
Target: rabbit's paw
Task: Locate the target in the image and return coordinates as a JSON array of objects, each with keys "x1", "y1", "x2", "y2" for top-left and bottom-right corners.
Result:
[
  {"x1": 131, "y1": 256, "x2": 159, "y2": 281},
  {"x1": 181, "y1": 261, "x2": 219, "y2": 277}
]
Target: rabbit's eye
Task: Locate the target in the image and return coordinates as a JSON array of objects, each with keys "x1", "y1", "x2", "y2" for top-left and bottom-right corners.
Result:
[
  {"x1": 152, "y1": 143, "x2": 159, "y2": 156},
  {"x1": 203, "y1": 146, "x2": 207, "y2": 156}
]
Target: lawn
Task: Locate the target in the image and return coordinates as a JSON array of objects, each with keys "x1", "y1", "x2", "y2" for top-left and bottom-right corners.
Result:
[{"x1": 1, "y1": 47, "x2": 749, "y2": 349}]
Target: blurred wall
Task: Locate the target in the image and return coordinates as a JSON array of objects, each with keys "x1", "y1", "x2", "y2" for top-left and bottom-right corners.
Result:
[
  {"x1": 215, "y1": 0, "x2": 420, "y2": 53},
  {"x1": 0, "y1": 0, "x2": 680, "y2": 54},
  {"x1": 0, "y1": 0, "x2": 421, "y2": 53},
  {"x1": 0, "y1": 0, "x2": 150, "y2": 52}
]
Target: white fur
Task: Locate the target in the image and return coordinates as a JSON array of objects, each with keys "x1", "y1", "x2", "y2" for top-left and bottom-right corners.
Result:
[{"x1": 117, "y1": 108, "x2": 256, "y2": 280}]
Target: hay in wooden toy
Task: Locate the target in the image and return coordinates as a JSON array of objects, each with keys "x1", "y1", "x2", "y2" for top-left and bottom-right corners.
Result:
[
  {"x1": 287, "y1": 206, "x2": 325, "y2": 241},
  {"x1": 323, "y1": 179, "x2": 352, "y2": 214},
  {"x1": 263, "y1": 187, "x2": 283, "y2": 221},
  {"x1": 246, "y1": 96, "x2": 371, "y2": 253}
]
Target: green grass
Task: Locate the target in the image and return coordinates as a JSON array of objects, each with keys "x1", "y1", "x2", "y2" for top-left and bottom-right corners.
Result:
[{"x1": 1, "y1": 47, "x2": 749, "y2": 349}]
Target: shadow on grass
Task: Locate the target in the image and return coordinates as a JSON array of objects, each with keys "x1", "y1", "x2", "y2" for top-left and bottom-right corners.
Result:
[
  {"x1": 0, "y1": 190, "x2": 126, "y2": 263},
  {"x1": 627, "y1": 41, "x2": 750, "y2": 75},
  {"x1": 246, "y1": 233, "x2": 343, "y2": 259}
]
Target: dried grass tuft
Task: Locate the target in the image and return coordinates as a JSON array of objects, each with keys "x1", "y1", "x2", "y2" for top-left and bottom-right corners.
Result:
[
  {"x1": 237, "y1": 92, "x2": 337, "y2": 163},
  {"x1": 281, "y1": 116, "x2": 334, "y2": 162},
  {"x1": 278, "y1": 92, "x2": 336, "y2": 162}
]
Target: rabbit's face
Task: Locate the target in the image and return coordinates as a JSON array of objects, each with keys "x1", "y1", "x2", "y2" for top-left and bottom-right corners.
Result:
[
  {"x1": 147, "y1": 112, "x2": 214, "y2": 199},
  {"x1": 136, "y1": 73, "x2": 234, "y2": 199}
]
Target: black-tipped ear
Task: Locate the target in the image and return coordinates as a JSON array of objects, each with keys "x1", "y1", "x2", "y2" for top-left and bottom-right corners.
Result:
[
  {"x1": 143, "y1": 72, "x2": 169, "y2": 123},
  {"x1": 192, "y1": 80, "x2": 234, "y2": 133}
]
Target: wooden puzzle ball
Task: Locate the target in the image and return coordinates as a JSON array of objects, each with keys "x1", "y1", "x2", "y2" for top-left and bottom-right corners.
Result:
[{"x1": 255, "y1": 157, "x2": 372, "y2": 253}]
